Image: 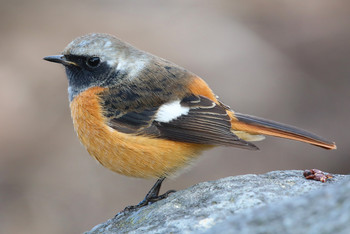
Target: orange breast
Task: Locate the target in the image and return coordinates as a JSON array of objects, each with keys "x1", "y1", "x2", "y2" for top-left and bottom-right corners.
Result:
[{"x1": 70, "y1": 87, "x2": 208, "y2": 178}]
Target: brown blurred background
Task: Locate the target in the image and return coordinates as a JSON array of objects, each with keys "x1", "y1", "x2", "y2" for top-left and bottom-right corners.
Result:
[{"x1": 1, "y1": 0, "x2": 349, "y2": 233}]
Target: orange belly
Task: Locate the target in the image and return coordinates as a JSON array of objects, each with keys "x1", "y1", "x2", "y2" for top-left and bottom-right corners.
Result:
[{"x1": 70, "y1": 87, "x2": 209, "y2": 178}]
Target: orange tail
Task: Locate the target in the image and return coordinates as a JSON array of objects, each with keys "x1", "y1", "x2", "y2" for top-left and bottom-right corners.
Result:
[{"x1": 231, "y1": 113, "x2": 336, "y2": 150}]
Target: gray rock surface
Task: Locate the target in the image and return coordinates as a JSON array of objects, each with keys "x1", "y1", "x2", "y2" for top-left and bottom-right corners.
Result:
[{"x1": 86, "y1": 170, "x2": 350, "y2": 234}]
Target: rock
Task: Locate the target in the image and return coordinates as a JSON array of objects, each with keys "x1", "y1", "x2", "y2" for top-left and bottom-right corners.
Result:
[{"x1": 86, "y1": 170, "x2": 350, "y2": 234}]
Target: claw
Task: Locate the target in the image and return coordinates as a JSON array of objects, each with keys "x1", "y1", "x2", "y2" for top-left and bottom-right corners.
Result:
[{"x1": 120, "y1": 178, "x2": 176, "y2": 214}]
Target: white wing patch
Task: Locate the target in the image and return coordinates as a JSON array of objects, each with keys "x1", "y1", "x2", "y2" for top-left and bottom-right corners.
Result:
[{"x1": 155, "y1": 100, "x2": 190, "y2": 123}]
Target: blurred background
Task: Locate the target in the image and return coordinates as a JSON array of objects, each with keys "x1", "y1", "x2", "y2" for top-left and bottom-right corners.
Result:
[{"x1": 1, "y1": 0, "x2": 349, "y2": 233}]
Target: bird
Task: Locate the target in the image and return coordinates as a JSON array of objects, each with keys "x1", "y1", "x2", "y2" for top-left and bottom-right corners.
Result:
[{"x1": 44, "y1": 33, "x2": 336, "y2": 210}]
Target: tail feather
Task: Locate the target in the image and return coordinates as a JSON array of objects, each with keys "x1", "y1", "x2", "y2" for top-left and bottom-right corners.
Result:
[{"x1": 231, "y1": 113, "x2": 336, "y2": 150}]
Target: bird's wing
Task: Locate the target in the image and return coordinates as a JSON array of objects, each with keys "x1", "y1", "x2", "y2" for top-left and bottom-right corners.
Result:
[{"x1": 100, "y1": 93, "x2": 258, "y2": 150}]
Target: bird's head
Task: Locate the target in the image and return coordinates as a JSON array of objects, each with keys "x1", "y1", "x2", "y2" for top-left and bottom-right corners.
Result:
[{"x1": 44, "y1": 33, "x2": 150, "y2": 101}]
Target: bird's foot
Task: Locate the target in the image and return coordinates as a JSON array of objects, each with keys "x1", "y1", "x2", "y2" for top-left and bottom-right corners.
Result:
[
  {"x1": 116, "y1": 177, "x2": 175, "y2": 216},
  {"x1": 123, "y1": 189, "x2": 176, "y2": 212}
]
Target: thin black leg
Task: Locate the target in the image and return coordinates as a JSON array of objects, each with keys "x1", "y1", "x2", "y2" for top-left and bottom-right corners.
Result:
[{"x1": 123, "y1": 177, "x2": 176, "y2": 212}]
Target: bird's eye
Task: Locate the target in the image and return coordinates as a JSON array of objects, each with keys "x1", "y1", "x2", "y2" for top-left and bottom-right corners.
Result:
[{"x1": 86, "y1": 57, "x2": 101, "y2": 68}]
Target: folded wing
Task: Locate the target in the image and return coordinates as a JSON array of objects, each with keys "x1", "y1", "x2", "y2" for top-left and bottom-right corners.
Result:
[{"x1": 103, "y1": 94, "x2": 258, "y2": 150}]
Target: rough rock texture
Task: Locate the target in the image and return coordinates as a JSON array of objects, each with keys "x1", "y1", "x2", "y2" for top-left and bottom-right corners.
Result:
[{"x1": 86, "y1": 170, "x2": 350, "y2": 234}]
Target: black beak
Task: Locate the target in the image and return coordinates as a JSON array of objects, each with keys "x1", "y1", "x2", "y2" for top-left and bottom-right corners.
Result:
[{"x1": 43, "y1": 55, "x2": 78, "y2": 67}]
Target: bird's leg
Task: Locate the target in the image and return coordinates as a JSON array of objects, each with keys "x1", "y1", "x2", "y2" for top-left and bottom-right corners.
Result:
[{"x1": 123, "y1": 177, "x2": 176, "y2": 212}]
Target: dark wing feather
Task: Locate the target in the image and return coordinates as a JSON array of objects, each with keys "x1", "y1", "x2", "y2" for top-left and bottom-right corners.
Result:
[
  {"x1": 102, "y1": 94, "x2": 258, "y2": 150},
  {"x1": 108, "y1": 108, "x2": 158, "y2": 134},
  {"x1": 152, "y1": 95, "x2": 258, "y2": 149}
]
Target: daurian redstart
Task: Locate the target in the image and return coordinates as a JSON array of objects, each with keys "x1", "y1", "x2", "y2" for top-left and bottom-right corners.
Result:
[{"x1": 44, "y1": 33, "x2": 336, "y2": 209}]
